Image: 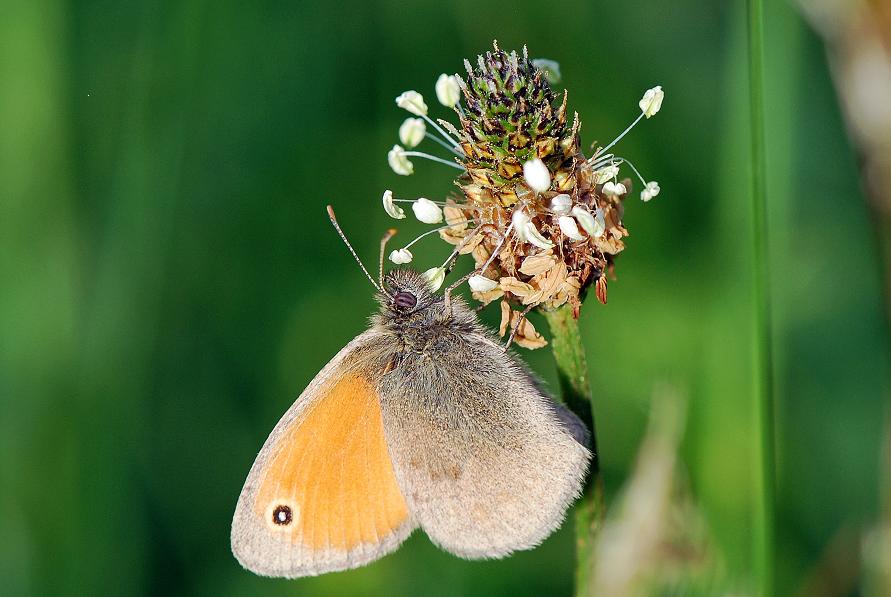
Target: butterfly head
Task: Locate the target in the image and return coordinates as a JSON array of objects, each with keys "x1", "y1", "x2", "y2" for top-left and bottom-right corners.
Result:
[{"x1": 379, "y1": 269, "x2": 440, "y2": 317}]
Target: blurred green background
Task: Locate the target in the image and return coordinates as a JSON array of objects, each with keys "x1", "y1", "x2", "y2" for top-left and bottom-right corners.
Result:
[{"x1": 1, "y1": 0, "x2": 888, "y2": 595}]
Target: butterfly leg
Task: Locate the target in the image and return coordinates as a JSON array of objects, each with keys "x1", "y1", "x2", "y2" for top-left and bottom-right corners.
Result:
[
  {"x1": 504, "y1": 304, "x2": 535, "y2": 351},
  {"x1": 444, "y1": 225, "x2": 513, "y2": 315},
  {"x1": 444, "y1": 270, "x2": 475, "y2": 315},
  {"x1": 442, "y1": 227, "x2": 487, "y2": 315}
]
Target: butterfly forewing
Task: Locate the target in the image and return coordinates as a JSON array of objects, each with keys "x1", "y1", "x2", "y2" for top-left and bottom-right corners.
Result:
[{"x1": 231, "y1": 332, "x2": 416, "y2": 578}]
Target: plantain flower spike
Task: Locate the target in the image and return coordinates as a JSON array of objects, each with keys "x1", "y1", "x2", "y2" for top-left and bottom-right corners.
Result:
[{"x1": 378, "y1": 41, "x2": 662, "y2": 346}]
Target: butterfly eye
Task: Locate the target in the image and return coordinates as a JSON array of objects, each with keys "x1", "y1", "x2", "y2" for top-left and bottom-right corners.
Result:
[
  {"x1": 393, "y1": 291, "x2": 417, "y2": 311},
  {"x1": 272, "y1": 504, "x2": 293, "y2": 526}
]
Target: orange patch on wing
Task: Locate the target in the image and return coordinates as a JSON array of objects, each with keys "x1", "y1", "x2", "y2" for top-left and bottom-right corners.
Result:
[{"x1": 254, "y1": 374, "x2": 409, "y2": 550}]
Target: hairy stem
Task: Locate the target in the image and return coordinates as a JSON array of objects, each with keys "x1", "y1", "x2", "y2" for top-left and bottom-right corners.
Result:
[{"x1": 543, "y1": 305, "x2": 604, "y2": 597}]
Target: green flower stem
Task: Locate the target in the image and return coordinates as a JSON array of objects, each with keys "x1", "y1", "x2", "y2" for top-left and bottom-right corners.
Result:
[
  {"x1": 543, "y1": 304, "x2": 604, "y2": 597},
  {"x1": 748, "y1": 0, "x2": 776, "y2": 594}
]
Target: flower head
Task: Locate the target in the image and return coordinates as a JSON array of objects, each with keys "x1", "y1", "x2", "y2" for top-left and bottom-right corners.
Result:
[{"x1": 378, "y1": 42, "x2": 661, "y2": 346}]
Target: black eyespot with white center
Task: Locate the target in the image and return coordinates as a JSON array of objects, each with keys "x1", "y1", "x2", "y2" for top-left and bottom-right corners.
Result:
[
  {"x1": 272, "y1": 504, "x2": 292, "y2": 526},
  {"x1": 393, "y1": 290, "x2": 417, "y2": 311}
]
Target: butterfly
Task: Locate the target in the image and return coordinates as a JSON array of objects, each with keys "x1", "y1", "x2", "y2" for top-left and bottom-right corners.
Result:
[{"x1": 230, "y1": 207, "x2": 591, "y2": 578}]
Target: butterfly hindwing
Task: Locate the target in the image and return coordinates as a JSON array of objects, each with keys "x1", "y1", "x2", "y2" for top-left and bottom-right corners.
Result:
[{"x1": 377, "y1": 331, "x2": 591, "y2": 559}]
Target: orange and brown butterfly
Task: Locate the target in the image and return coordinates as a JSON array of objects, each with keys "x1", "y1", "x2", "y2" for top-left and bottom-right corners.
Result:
[{"x1": 230, "y1": 208, "x2": 591, "y2": 578}]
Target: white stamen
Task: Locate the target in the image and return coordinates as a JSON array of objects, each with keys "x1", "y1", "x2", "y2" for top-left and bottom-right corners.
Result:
[
  {"x1": 572, "y1": 205, "x2": 605, "y2": 239},
  {"x1": 591, "y1": 87, "x2": 664, "y2": 163},
  {"x1": 388, "y1": 248, "x2": 413, "y2": 264},
  {"x1": 468, "y1": 274, "x2": 499, "y2": 292},
  {"x1": 387, "y1": 145, "x2": 413, "y2": 175},
  {"x1": 398, "y1": 118, "x2": 426, "y2": 148},
  {"x1": 435, "y1": 74, "x2": 461, "y2": 107},
  {"x1": 382, "y1": 189, "x2": 405, "y2": 219},
  {"x1": 597, "y1": 113, "x2": 644, "y2": 157},
  {"x1": 639, "y1": 85, "x2": 664, "y2": 118},
  {"x1": 558, "y1": 215, "x2": 584, "y2": 241},
  {"x1": 602, "y1": 181, "x2": 627, "y2": 196},
  {"x1": 589, "y1": 152, "x2": 615, "y2": 168},
  {"x1": 395, "y1": 86, "x2": 461, "y2": 152},
  {"x1": 422, "y1": 267, "x2": 446, "y2": 291},
  {"x1": 549, "y1": 193, "x2": 572, "y2": 215},
  {"x1": 389, "y1": 197, "x2": 446, "y2": 205},
  {"x1": 404, "y1": 220, "x2": 477, "y2": 251},
  {"x1": 512, "y1": 210, "x2": 532, "y2": 242},
  {"x1": 523, "y1": 158, "x2": 551, "y2": 193},
  {"x1": 424, "y1": 132, "x2": 463, "y2": 156},
  {"x1": 641, "y1": 181, "x2": 661, "y2": 202},
  {"x1": 593, "y1": 87, "x2": 663, "y2": 160},
  {"x1": 411, "y1": 198, "x2": 444, "y2": 224},
  {"x1": 418, "y1": 113, "x2": 463, "y2": 152},
  {"x1": 591, "y1": 164, "x2": 620, "y2": 184},
  {"x1": 395, "y1": 90, "x2": 428, "y2": 116},
  {"x1": 616, "y1": 157, "x2": 650, "y2": 187},
  {"x1": 524, "y1": 221, "x2": 554, "y2": 249}
]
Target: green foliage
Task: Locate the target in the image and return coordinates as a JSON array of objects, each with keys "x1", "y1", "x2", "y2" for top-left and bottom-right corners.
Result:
[{"x1": 1, "y1": 0, "x2": 888, "y2": 596}]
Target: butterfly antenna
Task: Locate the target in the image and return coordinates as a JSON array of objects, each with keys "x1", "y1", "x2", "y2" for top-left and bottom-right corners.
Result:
[
  {"x1": 379, "y1": 228, "x2": 398, "y2": 289},
  {"x1": 326, "y1": 205, "x2": 382, "y2": 293}
]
